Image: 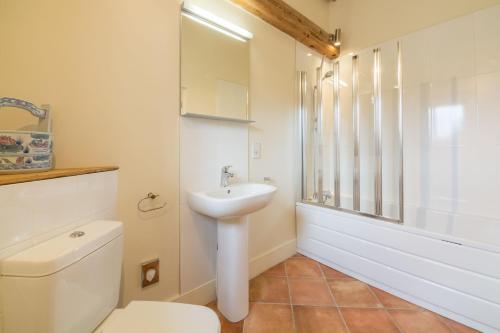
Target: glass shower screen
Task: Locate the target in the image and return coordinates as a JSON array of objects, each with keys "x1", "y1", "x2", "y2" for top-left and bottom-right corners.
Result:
[{"x1": 299, "y1": 41, "x2": 403, "y2": 223}]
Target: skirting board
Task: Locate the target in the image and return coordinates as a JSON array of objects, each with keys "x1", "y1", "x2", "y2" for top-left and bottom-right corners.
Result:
[
  {"x1": 169, "y1": 238, "x2": 297, "y2": 306},
  {"x1": 296, "y1": 203, "x2": 500, "y2": 333},
  {"x1": 169, "y1": 279, "x2": 217, "y2": 306},
  {"x1": 249, "y1": 239, "x2": 297, "y2": 279}
]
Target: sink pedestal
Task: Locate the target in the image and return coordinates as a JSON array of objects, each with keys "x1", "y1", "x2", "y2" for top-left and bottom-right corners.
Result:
[
  {"x1": 216, "y1": 216, "x2": 249, "y2": 322},
  {"x1": 187, "y1": 183, "x2": 277, "y2": 323}
]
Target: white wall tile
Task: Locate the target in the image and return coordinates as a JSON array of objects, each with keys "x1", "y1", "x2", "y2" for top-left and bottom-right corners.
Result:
[
  {"x1": 428, "y1": 15, "x2": 475, "y2": 81},
  {"x1": 380, "y1": 40, "x2": 399, "y2": 91},
  {"x1": 0, "y1": 171, "x2": 118, "y2": 258},
  {"x1": 0, "y1": 185, "x2": 35, "y2": 251},
  {"x1": 477, "y1": 71, "x2": 500, "y2": 144},
  {"x1": 428, "y1": 77, "x2": 477, "y2": 147},
  {"x1": 474, "y1": 4, "x2": 500, "y2": 75},
  {"x1": 401, "y1": 30, "x2": 431, "y2": 88},
  {"x1": 458, "y1": 143, "x2": 500, "y2": 220},
  {"x1": 331, "y1": 6, "x2": 500, "y2": 248},
  {"x1": 400, "y1": 6, "x2": 500, "y2": 247}
]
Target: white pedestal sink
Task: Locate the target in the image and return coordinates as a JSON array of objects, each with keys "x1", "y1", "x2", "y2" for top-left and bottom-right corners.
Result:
[{"x1": 188, "y1": 183, "x2": 277, "y2": 322}]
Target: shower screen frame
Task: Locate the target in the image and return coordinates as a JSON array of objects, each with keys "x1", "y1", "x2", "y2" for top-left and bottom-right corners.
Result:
[{"x1": 299, "y1": 42, "x2": 404, "y2": 224}]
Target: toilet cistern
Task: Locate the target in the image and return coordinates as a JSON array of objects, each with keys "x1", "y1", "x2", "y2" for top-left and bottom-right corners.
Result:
[
  {"x1": 220, "y1": 165, "x2": 234, "y2": 187},
  {"x1": 0, "y1": 220, "x2": 220, "y2": 333}
]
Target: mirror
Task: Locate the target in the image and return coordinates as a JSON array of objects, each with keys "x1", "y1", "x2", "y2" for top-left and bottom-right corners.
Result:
[{"x1": 180, "y1": 5, "x2": 251, "y2": 121}]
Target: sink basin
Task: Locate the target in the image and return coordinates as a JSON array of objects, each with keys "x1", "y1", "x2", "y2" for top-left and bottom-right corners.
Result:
[
  {"x1": 188, "y1": 183, "x2": 277, "y2": 219},
  {"x1": 187, "y1": 182, "x2": 277, "y2": 322}
]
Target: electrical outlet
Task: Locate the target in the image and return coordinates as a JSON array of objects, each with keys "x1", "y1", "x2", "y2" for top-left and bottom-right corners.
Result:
[{"x1": 141, "y1": 259, "x2": 159, "y2": 288}]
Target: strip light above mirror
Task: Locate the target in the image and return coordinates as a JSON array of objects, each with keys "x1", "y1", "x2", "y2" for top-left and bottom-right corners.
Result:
[{"x1": 181, "y1": 3, "x2": 253, "y2": 43}]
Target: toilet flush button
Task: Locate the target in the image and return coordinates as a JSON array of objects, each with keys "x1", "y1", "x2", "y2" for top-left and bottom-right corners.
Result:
[{"x1": 69, "y1": 231, "x2": 85, "y2": 238}]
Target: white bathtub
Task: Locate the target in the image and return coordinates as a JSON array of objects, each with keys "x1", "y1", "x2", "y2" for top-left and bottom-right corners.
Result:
[{"x1": 297, "y1": 202, "x2": 500, "y2": 333}]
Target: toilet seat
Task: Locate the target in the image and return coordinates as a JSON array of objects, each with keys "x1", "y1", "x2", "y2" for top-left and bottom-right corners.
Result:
[{"x1": 94, "y1": 301, "x2": 221, "y2": 333}]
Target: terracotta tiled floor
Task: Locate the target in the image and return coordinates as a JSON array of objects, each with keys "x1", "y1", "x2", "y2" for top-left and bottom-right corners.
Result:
[{"x1": 206, "y1": 254, "x2": 480, "y2": 333}]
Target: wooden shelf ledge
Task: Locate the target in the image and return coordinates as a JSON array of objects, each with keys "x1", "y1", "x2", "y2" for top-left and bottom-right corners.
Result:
[{"x1": 0, "y1": 166, "x2": 119, "y2": 186}]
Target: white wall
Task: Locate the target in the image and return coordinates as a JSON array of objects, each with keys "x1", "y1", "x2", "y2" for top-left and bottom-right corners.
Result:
[
  {"x1": 284, "y1": 0, "x2": 331, "y2": 31},
  {"x1": 246, "y1": 7, "x2": 298, "y2": 260},
  {"x1": 180, "y1": 118, "x2": 249, "y2": 294},
  {"x1": 178, "y1": 0, "x2": 297, "y2": 301},
  {"x1": 0, "y1": 172, "x2": 118, "y2": 333},
  {"x1": 0, "y1": 0, "x2": 181, "y2": 306}
]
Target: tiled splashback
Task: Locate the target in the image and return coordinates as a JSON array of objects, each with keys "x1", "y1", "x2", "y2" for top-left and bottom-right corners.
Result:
[{"x1": 0, "y1": 171, "x2": 118, "y2": 259}]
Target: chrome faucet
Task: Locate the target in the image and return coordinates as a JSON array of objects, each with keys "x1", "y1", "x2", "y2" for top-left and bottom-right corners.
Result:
[{"x1": 220, "y1": 165, "x2": 234, "y2": 187}]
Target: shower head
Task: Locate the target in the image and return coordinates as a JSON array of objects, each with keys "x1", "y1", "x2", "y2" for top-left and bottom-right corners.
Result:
[{"x1": 322, "y1": 71, "x2": 334, "y2": 80}]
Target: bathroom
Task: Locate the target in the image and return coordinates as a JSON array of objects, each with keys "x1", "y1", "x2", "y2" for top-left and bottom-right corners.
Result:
[{"x1": 0, "y1": 0, "x2": 499, "y2": 332}]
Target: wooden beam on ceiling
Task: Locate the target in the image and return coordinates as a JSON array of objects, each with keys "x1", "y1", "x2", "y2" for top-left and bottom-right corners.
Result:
[{"x1": 230, "y1": 0, "x2": 339, "y2": 59}]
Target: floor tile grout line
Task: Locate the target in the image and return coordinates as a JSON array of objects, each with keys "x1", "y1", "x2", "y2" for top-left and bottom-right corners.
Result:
[
  {"x1": 432, "y1": 312, "x2": 461, "y2": 333},
  {"x1": 365, "y1": 283, "x2": 385, "y2": 309},
  {"x1": 336, "y1": 305, "x2": 422, "y2": 310},
  {"x1": 318, "y1": 261, "x2": 336, "y2": 306},
  {"x1": 250, "y1": 300, "x2": 295, "y2": 305},
  {"x1": 285, "y1": 256, "x2": 297, "y2": 333},
  {"x1": 366, "y1": 284, "x2": 405, "y2": 333},
  {"x1": 385, "y1": 310, "x2": 406, "y2": 333},
  {"x1": 319, "y1": 258, "x2": 351, "y2": 333},
  {"x1": 366, "y1": 285, "x2": 421, "y2": 311},
  {"x1": 336, "y1": 308, "x2": 352, "y2": 333}
]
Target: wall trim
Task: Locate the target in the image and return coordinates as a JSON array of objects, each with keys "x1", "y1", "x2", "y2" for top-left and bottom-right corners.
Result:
[
  {"x1": 168, "y1": 279, "x2": 217, "y2": 306},
  {"x1": 168, "y1": 238, "x2": 297, "y2": 305},
  {"x1": 249, "y1": 238, "x2": 297, "y2": 279}
]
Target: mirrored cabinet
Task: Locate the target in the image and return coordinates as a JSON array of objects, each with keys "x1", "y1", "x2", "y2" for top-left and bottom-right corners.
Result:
[{"x1": 180, "y1": 4, "x2": 253, "y2": 123}]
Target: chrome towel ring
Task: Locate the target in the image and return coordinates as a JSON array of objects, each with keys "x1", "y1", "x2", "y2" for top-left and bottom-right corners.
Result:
[{"x1": 137, "y1": 192, "x2": 167, "y2": 213}]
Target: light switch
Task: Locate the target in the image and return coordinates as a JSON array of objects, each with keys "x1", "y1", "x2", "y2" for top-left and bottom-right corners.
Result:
[{"x1": 252, "y1": 142, "x2": 262, "y2": 159}]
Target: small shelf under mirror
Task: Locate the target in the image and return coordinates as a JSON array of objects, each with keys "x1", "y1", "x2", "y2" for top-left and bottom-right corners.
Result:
[{"x1": 181, "y1": 113, "x2": 255, "y2": 124}]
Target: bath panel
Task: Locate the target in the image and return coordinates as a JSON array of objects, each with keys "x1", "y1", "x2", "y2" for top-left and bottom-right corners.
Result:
[{"x1": 297, "y1": 203, "x2": 500, "y2": 333}]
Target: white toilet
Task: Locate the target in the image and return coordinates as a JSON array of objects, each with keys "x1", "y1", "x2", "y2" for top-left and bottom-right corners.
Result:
[{"x1": 0, "y1": 220, "x2": 220, "y2": 333}]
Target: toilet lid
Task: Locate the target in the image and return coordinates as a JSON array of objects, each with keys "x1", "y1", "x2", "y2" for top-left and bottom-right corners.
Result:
[{"x1": 95, "y1": 301, "x2": 220, "y2": 333}]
